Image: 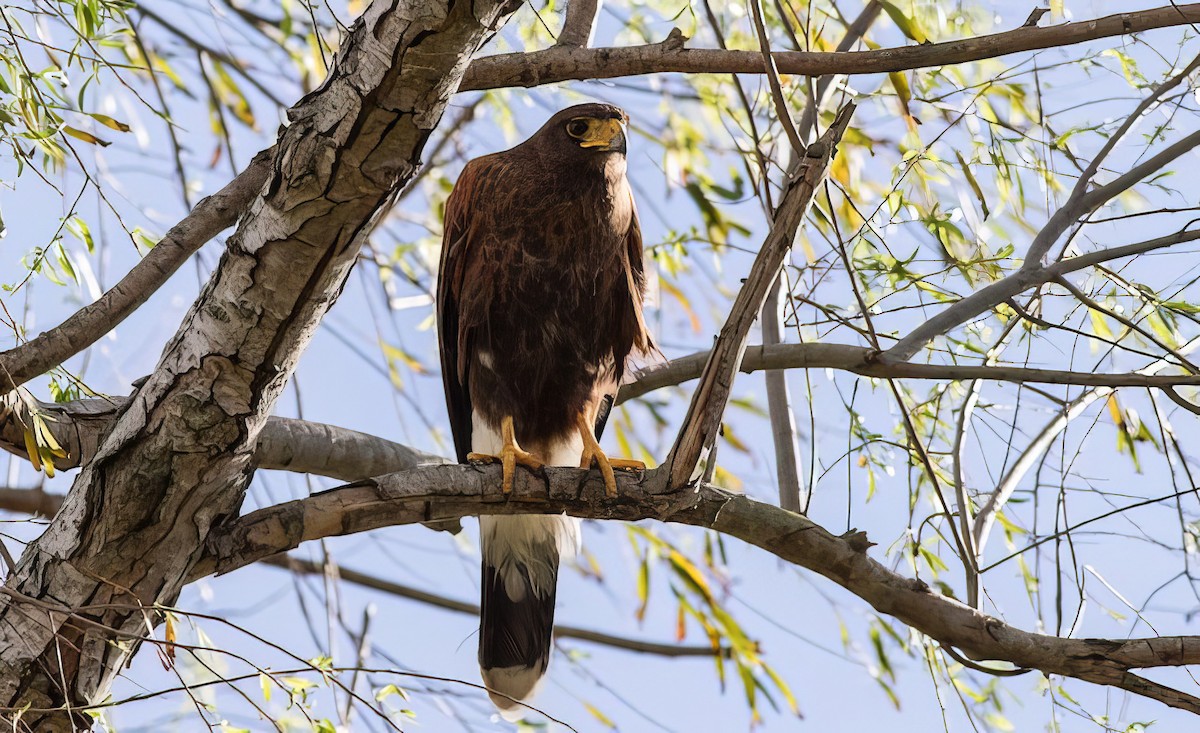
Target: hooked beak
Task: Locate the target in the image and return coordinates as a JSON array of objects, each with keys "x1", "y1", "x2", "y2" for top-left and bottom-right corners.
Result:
[{"x1": 579, "y1": 117, "x2": 627, "y2": 153}]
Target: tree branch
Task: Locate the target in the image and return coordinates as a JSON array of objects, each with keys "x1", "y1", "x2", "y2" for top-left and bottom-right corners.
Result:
[
  {"x1": 197, "y1": 462, "x2": 1200, "y2": 715},
  {"x1": 666, "y1": 104, "x2": 854, "y2": 488},
  {"x1": 14, "y1": 332, "x2": 1200, "y2": 487},
  {"x1": 0, "y1": 1, "x2": 524, "y2": 723},
  {"x1": 620, "y1": 341, "x2": 1200, "y2": 403},
  {"x1": 971, "y1": 335, "x2": 1200, "y2": 560},
  {"x1": 263, "y1": 555, "x2": 726, "y2": 657},
  {"x1": 0, "y1": 486, "x2": 59, "y2": 517},
  {"x1": 556, "y1": 0, "x2": 601, "y2": 48},
  {"x1": 885, "y1": 220, "x2": 1200, "y2": 362},
  {"x1": 0, "y1": 391, "x2": 445, "y2": 480},
  {"x1": 459, "y1": 4, "x2": 1200, "y2": 91}
]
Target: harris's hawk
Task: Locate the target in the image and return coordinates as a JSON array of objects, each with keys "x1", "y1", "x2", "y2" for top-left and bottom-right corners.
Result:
[{"x1": 437, "y1": 103, "x2": 653, "y2": 716}]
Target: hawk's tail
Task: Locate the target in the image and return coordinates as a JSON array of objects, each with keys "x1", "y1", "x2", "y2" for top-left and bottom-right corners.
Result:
[{"x1": 478, "y1": 514, "x2": 580, "y2": 720}]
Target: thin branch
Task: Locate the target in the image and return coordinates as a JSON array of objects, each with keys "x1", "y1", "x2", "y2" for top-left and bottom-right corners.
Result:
[
  {"x1": 757, "y1": 1, "x2": 882, "y2": 514},
  {"x1": 792, "y1": 1, "x2": 882, "y2": 142},
  {"x1": 748, "y1": 0, "x2": 803, "y2": 155},
  {"x1": 666, "y1": 104, "x2": 854, "y2": 488},
  {"x1": 263, "y1": 555, "x2": 727, "y2": 657},
  {"x1": 459, "y1": 4, "x2": 1200, "y2": 91},
  {"x1": 0, "y1": 149, "x2": 274, "y2": 393},
  {"x1": 886, "y1": 212, "x2": 1200, "y2": 362},
  {"x1": 762, "y1": 279, "x2": 803, "y2": 512},
  {"x1": 620, "y1": 342, "x2": 1200, "y2": 403},
  {"x1": 1054, "y1": 274, "x2": 1199, "y2": 373}
]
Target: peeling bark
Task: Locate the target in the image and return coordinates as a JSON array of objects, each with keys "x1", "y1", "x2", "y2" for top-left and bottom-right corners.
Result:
[{"x1": 0, "y1": 1, "x2": 518, "y2": 728}]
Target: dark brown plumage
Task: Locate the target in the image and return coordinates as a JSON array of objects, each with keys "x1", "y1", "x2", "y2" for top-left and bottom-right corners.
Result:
[
  {"x1": 439, "y1": 102, "x2": 651, "y2": 461},
  {"x1": 436, "y1": 102, "x2": 652, "y2": 716}
]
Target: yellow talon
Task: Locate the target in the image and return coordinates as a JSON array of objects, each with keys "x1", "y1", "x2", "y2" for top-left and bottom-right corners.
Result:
[
  {"x1": 468, "y1": 416, "x2": 542, "y2": 494},
  {"x1": 576, "y1": 414, "x2": 644, "y2": 498}
]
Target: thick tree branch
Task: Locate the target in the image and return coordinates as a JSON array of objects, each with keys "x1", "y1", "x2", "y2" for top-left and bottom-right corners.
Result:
[
  {"x1": 0, "y1": 488, "x2": 724, "y2": 658},
  {"x1": 198, "y1": 463, "x2": 1200, "y2": 715},
  {"x1": 12, "y1": 333, "x2": 1200, "y2": 488},
  {"x1": 0, "y1": 486, "x2": 59, "y2": 517},
  {"x1": 0, "y1": 392, "x2": 445, "y2": 480},
  {"x1": 0, "y1": 1, "x2": 522, "y2": 726},
  {"x1": 459, "y1": 5, "x2": 1200, "y2": 91}
]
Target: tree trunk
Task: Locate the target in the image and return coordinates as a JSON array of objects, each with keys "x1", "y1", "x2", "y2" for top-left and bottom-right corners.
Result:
[{"x1": 0, "y1": 1, "x2": 517, "y2": 728}]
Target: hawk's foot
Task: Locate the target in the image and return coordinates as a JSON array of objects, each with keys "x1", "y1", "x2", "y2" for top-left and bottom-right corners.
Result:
[
  {"x1": 576, "y1": 414, "x2": 641, "y2": 498},
  {"x1": 468, "y1": 415, "x2": 543, "y2": 494}
]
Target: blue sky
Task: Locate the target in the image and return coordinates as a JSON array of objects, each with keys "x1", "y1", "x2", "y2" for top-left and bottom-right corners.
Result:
[{"x1": 4, "y1": 0, "x2": 1200, "y2": 730}]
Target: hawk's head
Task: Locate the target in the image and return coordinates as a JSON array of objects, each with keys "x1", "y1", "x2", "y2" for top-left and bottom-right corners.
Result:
[{"x1": 532, "y1": 103, "x2": 629, "y2": 159}]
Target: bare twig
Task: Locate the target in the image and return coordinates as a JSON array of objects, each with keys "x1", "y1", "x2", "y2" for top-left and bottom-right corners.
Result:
[
  {"x1": 264, "y1": 555, "x2": 729, "y2": 657},
  {"x1": 886, "y1": 208, "x2": 1200, "y2": 362},
  {"x1": 971, "y1": 337, "x2": 1200, "y2": 556},
  {"x1": 748, "y1": 0, "x2": 803, "y2": 155}
]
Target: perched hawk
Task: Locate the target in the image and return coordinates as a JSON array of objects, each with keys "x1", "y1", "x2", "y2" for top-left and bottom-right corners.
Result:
[{"x1": 437, "y1": 103, "x2": 652, "y2": 716}]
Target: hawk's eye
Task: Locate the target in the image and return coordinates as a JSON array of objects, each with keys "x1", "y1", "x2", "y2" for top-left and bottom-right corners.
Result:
[{"x1": 566, "y1": 119, "x2": 590, "y2": 138}]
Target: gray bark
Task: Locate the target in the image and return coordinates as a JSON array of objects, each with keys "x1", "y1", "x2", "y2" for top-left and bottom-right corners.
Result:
[{"x1": 0, "y1": 1, "x2": 517, "y2": 728}]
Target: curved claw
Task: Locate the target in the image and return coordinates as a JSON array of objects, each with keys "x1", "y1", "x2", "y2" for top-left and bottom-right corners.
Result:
[
  {"x1": 469, "y1": 416, "x2": 542, "y2": 494},
  {"x1": 577, "y1": 414, "x2": 644, "y2": 498}
]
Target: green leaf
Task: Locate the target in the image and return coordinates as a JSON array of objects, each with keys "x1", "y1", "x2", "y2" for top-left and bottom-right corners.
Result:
[
  {"x1": 66, "y1": 216, "x2": 94, "y2": 252},
  {"x1": 635, "y1": 550, "x2": 650, "y2": 622}
]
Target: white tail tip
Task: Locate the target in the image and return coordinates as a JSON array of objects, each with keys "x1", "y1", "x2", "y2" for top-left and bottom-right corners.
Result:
[{"x1": 482, "y1": 665, "x2": 547, "y2": 721}]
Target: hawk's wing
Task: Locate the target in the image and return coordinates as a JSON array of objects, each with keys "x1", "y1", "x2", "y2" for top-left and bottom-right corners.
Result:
[
  {"x1": 437, "y1": 155, "x2": 504, "y2": 463},
  {"x1": 593, "y1": 192, "x2": 654, "y2": 440}
]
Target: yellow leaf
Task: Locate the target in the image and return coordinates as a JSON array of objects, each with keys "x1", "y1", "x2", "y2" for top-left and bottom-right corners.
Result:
[
  {"x1": 22, "y1": 426, "x2": 42, "y2": 474},
  {"x1": 86, "y1": 113, "x2": 131, "y2": 133},
  {"x1": 1106, "y1": 394, "x2": 1127, "y2": 433},
  {"x1": 62, "y1": 126, "x2": 110, "y2": 147},
  {"x1": 164, "y1": 613, "x2": 177, "y2": 661},
  {"x1": 635, "y1": 552, "x2": 650, "y2": 622},
  {"x1": 659, "y1": 277, "x2": 701, "y2": 333},
  {"x1": 583, "y1": 702, "x2": 616, "y2": 729}
]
